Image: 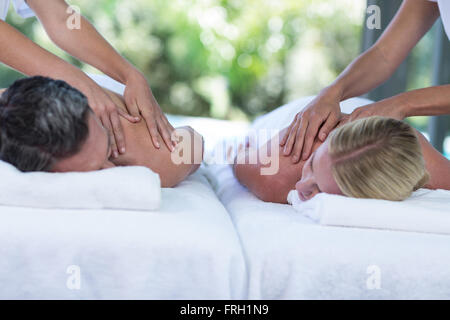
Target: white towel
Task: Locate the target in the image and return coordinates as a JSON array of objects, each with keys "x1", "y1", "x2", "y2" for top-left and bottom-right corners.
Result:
[
  {"x1": 0, "y1": 160, "x2": 161, "y2": 210},
  {"x1": 288, "y1": 189, "x2": 450, "y2": 235}
]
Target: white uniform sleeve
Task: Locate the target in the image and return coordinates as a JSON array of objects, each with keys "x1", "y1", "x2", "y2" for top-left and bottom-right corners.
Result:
[
  {"x1": 436, "y1": 0, "x2": 450, "y2": 40},
  {"x1": 0, "y1": 0, "x2": 11, "y2": 20},
  {"x1": 11, "y1": 0, "x2": 35, "y2": 19}
]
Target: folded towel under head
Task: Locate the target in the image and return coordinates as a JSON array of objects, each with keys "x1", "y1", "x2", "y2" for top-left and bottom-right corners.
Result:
[
  {"x1": 288, "y1": 189, "x2": 450, "y2": 235},
  {"x1": 0, "y1": 160, "x2": 161, "y2": 211}
]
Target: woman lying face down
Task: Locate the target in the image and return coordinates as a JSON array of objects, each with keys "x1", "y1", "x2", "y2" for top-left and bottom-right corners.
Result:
[
  {"x1": 0, "y1": 77, "x2": 203, "y2": 187},
  {"x1": 233, "y1": 116, "x2": 450, "y2": 203}
]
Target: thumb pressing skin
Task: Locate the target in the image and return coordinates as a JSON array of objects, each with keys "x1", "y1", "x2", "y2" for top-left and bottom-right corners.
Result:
[{"x1": 117, "y1": 107, "x2": 140, "y2": 122}]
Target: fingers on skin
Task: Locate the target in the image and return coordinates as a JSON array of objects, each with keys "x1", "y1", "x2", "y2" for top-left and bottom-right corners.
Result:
[
  {"x1": 157, "y1": 117, "x2": 175, "y2": 152},
  {"x1": 302, "y1": 119, "x2": 322, "y2": 160},
  {"x1": 110, "y1": 111, "x2": 126, "y2": 154},
  {"x1": 280, "y1": 119, "x2": 295, "y2": 146},
  {"x1": 164, "y1": 119, "x2": 177, "y2": 145},
  {"x1": 291, "y1": 118, "x2": 308, "y2": 163},
  {"x1": 160, "y1": 115, "x2": 176, "y2": 145},
  {"x1": 318, "y1": 114, "x2": 338, "y2": 141},
  {"x1": 125, "y1": 98, "x2": 141, "y2": 118},
  {"x1": 283, "y1": 116, "x2": 301, "y2": 155},
  {"x1": 162, "y1": 116, "x2": 175, "y2": 132},
  {"x1": 101, "y1": 115, "x2": 118, "y2": 158},
  {"x1": 143, "y1": 111, "x2": 161, "y2": 149},
  {"x1": 118, "y1": 108, "x2": 140, "y2": 122},
  {"x1": 349, "y1": 108, "x2": 364, "y2": 122}
]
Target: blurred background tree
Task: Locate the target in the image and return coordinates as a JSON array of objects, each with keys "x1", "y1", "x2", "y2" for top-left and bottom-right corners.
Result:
[{"x1": 0, "y1": 0, "x2": 436, "y2": 126}]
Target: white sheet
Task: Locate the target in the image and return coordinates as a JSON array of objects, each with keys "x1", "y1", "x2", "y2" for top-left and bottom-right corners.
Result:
[
  {"x1": 0, "y1": 75, "x2": 249, "y2": 299},
  {"x1": 205, "y1": 163, "x2": 450, "y2": 299},
  {"x1": 288, "y1": 189, "x2": 450, "y2": 235},
  {"x1": 204, "y1": 96, "x2": 450, "y2": 299},
  {"x1": 0, "y1": 168, "x2": 247, "y2": 299},
  {"x1": 3, "y1": 73, "x2": 448, "y2": 299}
]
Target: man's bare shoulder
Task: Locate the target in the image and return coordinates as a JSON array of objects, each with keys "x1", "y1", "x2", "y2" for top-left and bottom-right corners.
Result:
[{"x1": 102, "y1": 88, "x2": 203, "y2": 187}]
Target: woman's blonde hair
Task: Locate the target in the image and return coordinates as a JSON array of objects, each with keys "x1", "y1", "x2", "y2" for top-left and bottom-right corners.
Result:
[{"x1": 328, "y1": 116, "x2": 429, "y2": 201}]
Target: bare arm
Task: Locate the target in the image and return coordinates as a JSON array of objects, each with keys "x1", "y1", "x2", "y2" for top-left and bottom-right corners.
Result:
[
  {"x1": 27, "y1": 0, "x2": 175, "y2": 151},
  {"x1": 282, "y1": 0, "x2": 440, "y2": 162},
  {"x1": 0, "y1": 20, "x2": 97, "y2": 91},
  {"x1": 346, "y1": 84, "x2": 450, "y2": 124},
  {"x1": 0, "y1": 18, "x2": 136, "y2": 156},
  {"x1": 332, "y1": 0, "x2": 439, "y2": 101},
  {"x1": 27, "y1": 0, "x2": 134, "y2": 85},
  {"x1": 339, "y1": 1, "x2": 450, "y2": 121}
]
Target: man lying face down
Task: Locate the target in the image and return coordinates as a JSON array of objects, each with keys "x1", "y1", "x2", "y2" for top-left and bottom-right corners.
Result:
[
  {"x1": 0, "y1": 77, "x2": 203, "y2": 187},
  {"x1": 233, "y1": 116, "x2": 450, "y2": 204}
]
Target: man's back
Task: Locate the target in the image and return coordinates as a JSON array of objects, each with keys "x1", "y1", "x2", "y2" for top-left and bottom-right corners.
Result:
[{"x1": 103, "y1": 88, "x2": 203, "y2": 187}]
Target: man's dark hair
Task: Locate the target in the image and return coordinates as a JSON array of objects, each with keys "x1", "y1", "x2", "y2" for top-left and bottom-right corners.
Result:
[{"x1": 0, "y1": 76, "x2": 91, "y2": 172}]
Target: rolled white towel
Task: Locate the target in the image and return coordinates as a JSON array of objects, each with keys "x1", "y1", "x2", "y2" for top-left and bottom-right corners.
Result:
[
  {"x1": 288, "y1": 189, "x2": 450, "y2": 235},
  {"x1": 0, "y1": 160, "x2": 161, "y2": 211}
]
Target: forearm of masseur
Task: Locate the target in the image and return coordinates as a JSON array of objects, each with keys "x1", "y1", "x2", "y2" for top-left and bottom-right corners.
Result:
[
  {"x1": 322, "y1": 45, "x2": 400, "y2": 101},
  {"x1": 377, "y1": 85, "x2": 450, "y2": 118},
  {"x1": 322, "y1": 0, "x2": 439, "y2": 102},
  {"x1": 27, "y1": 0, "x2": 139, "y2": 85},
  {"x1": 0, "y1": 20, "x2": 98, "y2": 96}
]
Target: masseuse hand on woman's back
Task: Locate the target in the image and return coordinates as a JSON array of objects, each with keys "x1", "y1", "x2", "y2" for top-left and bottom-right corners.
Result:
[
  {"x1": 280, "y1": 0, "x2": 450, "y2": 163},
  {"x1": 280, "y1": 87, "x2": 343, "y2": 163},
  {"x1": 280, "y1": 88, "x2": 408, "y2": 164}
]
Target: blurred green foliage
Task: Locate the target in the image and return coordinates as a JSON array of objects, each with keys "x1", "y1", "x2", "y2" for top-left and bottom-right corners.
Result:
[
  {"x1": 0, "y1": 0, "x2": 366, "y2": 120},
  {"x1": 0, "y1": 0, "x2": 438, "y2": 127}
]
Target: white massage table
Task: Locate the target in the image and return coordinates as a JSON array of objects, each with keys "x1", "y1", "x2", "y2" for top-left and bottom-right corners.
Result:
[
  {"x1": 203, "y1": 96, "x2": 450, "y2": 299},
  {"x1": 2, "y1": 112, "x2": 448, "y2": 300},
  {"x1": 0, "y1": 75, "x2": 249, "y2": 300},
  {"x1": 0, "y1": 168, "x2": 247, "y2": 299},
  {"x1": 1, "y1": 76, "x2": 449, "y2": 299},
  {"x1": 205, "y1": 163, "x2": 450, "y2": 299}
]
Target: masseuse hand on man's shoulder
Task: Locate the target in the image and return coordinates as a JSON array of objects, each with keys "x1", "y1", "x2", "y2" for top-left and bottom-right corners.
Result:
[
  {"x1": 123, "y1": 70, "x2": 176, "y2": 152},
  {"x1": 280, "y1": 86, "x2": 343, "y2": 163},
  {"x1": 80, "y1": 77, "x2": 139, "y2": 158},
  {"x1": 83, "y1": 70, "x2": 176, "y2": 158}
]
